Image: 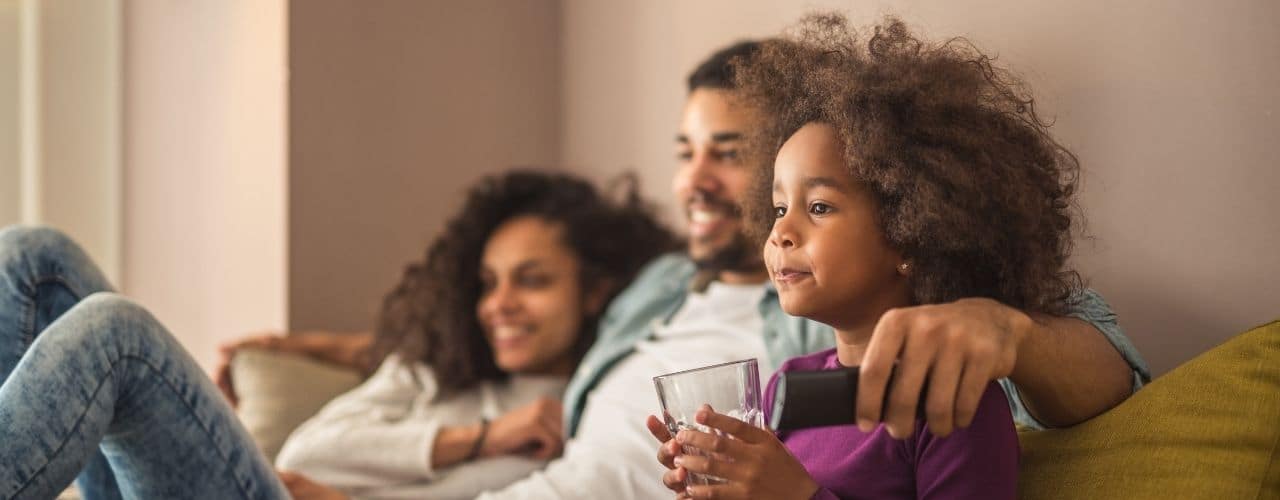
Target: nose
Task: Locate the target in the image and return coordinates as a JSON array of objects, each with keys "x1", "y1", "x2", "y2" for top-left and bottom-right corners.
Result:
[
  {"x1": 768, "y1": 212, "x2": 797, "y2": 249},
  {"x1": 479, "y1": 281, "x2": 520, "y2": 319},
  {"x1": 673, "y1": 150, "x2": 723, "y2": 198}
]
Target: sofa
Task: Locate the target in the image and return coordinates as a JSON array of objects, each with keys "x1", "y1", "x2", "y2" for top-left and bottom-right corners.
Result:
[{"x1": 232, "y1": 320, "x2": 1280, "y2": 499}]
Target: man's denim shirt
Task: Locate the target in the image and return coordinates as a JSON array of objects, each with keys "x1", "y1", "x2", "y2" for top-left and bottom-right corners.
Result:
[{"x1": 562, "y1": 253, "x2": 1151, "y2": 436}]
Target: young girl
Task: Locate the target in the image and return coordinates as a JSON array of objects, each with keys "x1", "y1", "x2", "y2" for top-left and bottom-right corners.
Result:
[{"x1": 654, "y1": 14, "x2": 1085, "y2": 499}]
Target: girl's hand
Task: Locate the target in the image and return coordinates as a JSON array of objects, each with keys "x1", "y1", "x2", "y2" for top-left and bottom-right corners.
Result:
[
  {"x1": 483, "y1": 397, "x2": 565, "y2": 460},
  {"x1": 645, "y1": 414, "x2": 690, "y2": 495},
  {"x1": 672, "y1": 405, "x2": 819, "y2": 500}
]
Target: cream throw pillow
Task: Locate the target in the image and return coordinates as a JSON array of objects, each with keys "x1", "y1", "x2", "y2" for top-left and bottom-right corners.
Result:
[{"x1": 231, "y1": 348, "x2": 364, "y2": 463}]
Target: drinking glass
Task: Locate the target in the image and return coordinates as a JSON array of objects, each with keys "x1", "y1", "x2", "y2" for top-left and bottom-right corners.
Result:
[{"x1": 653, "y1": 358, "x2": 764, "y2": 486}]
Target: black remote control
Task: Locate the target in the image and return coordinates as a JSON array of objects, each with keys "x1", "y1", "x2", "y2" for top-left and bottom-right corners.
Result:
[{"x1": 769, "y1": 365, "x2": 928, "y2": 431}]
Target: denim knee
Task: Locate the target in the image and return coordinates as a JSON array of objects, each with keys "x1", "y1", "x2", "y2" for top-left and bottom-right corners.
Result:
[
  {"x1": 0, "y1": 225, "x2": 80, "y2": 274},
  {"x1": 60, "y1": 293, "x2": 166, "y2": 349}
]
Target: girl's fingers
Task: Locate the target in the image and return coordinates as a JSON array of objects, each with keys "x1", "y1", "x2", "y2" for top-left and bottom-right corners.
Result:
[
  {"x1": 662, "y1": 467, "x2": 688, "y2": 493},
  {"x1": 694, "y1": 405, "x2": 768, "y2": 443},
  {"x1": 647, "y1": 414, "x2": 674, "y2": 442},
  {"x1": 685, "y1": 483, "x2": 747, "y2": 500},
  {"x1": 673, "y1": 453, "x2": 730, "y2": 481},
  {"x1": 675, "y1": 427, "x2": 749, "y2": 458}
]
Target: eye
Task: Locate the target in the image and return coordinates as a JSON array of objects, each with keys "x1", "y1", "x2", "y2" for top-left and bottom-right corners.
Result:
[
  {"x1": 809, "y1": 202, "x2": 832, "y2": 215},
  {"x1": 676, "y1": 150, "x2": 693, "y2": 161},
  {"x1": 773, "y1": 205, "x2": 787, "y2": 218},
  {"x1": 718, "y1": 149, "x2": 739, "y2": 161},
  {"x1": 518, "y1": 274, "x2": 551, "y2": 288}
]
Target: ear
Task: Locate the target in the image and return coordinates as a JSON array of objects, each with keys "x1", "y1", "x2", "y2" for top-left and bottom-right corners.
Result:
[{"x1": 583, "y1": 278, "x2": 616, "y2": 316}]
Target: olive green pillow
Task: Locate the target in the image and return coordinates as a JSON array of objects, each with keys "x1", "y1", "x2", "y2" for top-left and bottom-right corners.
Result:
[
  {"x1": 1018, "y1": 319, "x2": 1280, "y2": 499},
  {"x1": 231, "y1": 348, "x2": 364, "y2": 463}
]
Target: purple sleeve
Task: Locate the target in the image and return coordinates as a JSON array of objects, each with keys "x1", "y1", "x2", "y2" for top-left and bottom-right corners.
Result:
[
  {"x1": 912, "y1": 382, "x2": 1019, "y2": 500},
  {"x1": 810, "y1": 487, "x2": 842, "y2": 500}
]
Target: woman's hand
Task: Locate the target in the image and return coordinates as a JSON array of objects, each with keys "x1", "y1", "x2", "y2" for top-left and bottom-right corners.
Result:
[
  {"x1": 482, "y1": 396, "x2": 565, "y2": 460},
  {"x1": 276, "y1": 470, "x2": 349, "y2": 500},
  {"x1": 670, "y1": 405, "x2": 819, "y2": 500}
]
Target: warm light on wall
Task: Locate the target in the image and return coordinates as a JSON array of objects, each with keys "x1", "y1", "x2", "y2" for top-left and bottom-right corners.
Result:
[
  {"x1": 18, "y1": 0, "x2": 39, "y2": 225},
  {"x1": 3, "y1": 0, "x2": 122, "y2": 286}
]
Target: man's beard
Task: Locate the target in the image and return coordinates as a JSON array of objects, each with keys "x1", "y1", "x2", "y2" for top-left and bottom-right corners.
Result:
[
  {"x1": 691, "y1": 229, "x2": 761, "y2": 275},
  {"x1": 684, "y1": 190, "x2": 762, "y2": 277}
]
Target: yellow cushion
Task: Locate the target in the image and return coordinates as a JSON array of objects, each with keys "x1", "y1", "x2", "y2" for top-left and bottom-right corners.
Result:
[{"x1": 1018, "y1": 319, "x2": 1280, "y2": 499}]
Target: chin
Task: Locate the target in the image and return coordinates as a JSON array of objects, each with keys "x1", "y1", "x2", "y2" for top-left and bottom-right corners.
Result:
[
  {"x1": 779, "y1": 293, "x2": 836, "y2": 326},
  {"x1": 495, "y1": 356, "x2": 530, "y2": 374},
  {"x1": 777, "y1": 294, "x2": 812, "y2": 318},
  {"x1": 687, "y1": 241, "x2": 722, "y2": 262}
]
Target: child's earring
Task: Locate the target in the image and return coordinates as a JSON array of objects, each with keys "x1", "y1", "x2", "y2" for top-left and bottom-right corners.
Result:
[{"x1": 897, "y1": 261, "x2": 912, "y2": 275}]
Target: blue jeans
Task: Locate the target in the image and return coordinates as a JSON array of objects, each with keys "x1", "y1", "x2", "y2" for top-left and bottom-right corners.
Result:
[{"x1": 0, "y1": 226, "x2": 287, "y2": 500}]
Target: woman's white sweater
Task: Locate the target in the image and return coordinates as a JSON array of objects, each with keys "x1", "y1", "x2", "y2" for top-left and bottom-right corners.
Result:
[{"x1": 276, "y1": 354, "x2": 567, "y2": 500}]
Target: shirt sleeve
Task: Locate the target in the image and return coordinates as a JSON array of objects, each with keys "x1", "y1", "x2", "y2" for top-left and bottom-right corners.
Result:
[
  {"x1": 274, "y1": 355, "x2": 441, "y2": 487},
  {"x1": 913, "y1": 382, "x2": 1019, "y2": 500},
  {"x1": 1066, "y1": 288, "x2": 1151, "y2": 385},
  {"x1": 1002, "y1": 287, "x2": 1151, "y2": 430}
]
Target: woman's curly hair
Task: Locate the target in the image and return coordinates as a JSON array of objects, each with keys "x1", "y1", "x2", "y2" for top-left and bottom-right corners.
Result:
[
  {"x1": 365, "y1": 170, "x2": 677, "y2": 395},
  {"x1": 737, "y1": 13, "x2": 1082, "y2": 314}
]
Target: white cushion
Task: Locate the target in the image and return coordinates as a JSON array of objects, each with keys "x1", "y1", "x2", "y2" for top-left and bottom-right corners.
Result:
[{"x1": 231, "y1": 348, "x2": 364, "y2": 462}]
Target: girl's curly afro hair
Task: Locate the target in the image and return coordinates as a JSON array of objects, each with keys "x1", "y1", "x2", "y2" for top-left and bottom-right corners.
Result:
[{"x1": 738, "y1": 13, "x2": 1083, "y2": 314}]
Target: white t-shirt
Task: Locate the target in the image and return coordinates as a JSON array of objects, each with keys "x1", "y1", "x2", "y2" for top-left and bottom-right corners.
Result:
[{"x1": 479, "y1": 281, "x2": 771, "y2": 500}]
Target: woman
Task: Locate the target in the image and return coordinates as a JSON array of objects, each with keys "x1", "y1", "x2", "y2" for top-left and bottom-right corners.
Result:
[
  {"x1": 274, "y1": 170, "x2": 676, "y2": 499},
  {"x1": 653, "y1": 14, "x2": 1083, "y2": 499},
  {"x1": 0, "y1": 169, "x2": 673, "y2": 499}
]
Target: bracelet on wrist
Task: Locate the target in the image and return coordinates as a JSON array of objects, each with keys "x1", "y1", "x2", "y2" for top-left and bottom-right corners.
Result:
[{"x1": 466, "y1": 418, "x2": 489, "y2": 461}]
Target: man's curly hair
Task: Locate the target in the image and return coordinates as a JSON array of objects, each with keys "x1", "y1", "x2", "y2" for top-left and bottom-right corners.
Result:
[
  {"x1": 737, "y1": 13, "x2": 1082, "y2": 314},
  {"x1": 366, "y1": 170, "x2": 677, "y2": 395}
]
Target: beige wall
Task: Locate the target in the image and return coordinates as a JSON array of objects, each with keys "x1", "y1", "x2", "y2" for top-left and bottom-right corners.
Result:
[
  {"x1": 0, "y1": 0, "x2": 121, "y2": 284},
  {"x1": 288, "y1": 0, "x2": 562, "y2": 332},
  {"x1": 37, "y1": 0, "x2": 122, "y2": 284},
  {"x1": 123, "y1": 0, "x2": 287, "y2": 369},
  {"x1": 74, "y1": 0, "x2": 1277, "y2": 375},
  {"x1": 0, "y1": 3, "x2": 18, "y2": 225},
  {"x1": 559, "y1": 0, "x2": 1280, "y2": 375}
]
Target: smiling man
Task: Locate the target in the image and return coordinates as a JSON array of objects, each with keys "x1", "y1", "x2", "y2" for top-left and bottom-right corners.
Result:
[{"x1": 676, "y1": 89, "x2": 760, "y2": 285}]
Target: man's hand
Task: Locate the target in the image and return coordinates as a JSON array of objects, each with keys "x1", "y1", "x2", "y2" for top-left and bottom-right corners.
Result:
[
  {"x1": 483, "y1": 397, "x2": 566, "y2": 460},
  {"x1": 277, "y1": 471, "x2": 349, "y2": 500},
  {"x1": 857, "y1": 298, "x2": 1032, "y2": 439},
  {"x1": 667, "y1": 405, "x2": 819, "y2": 500}
]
